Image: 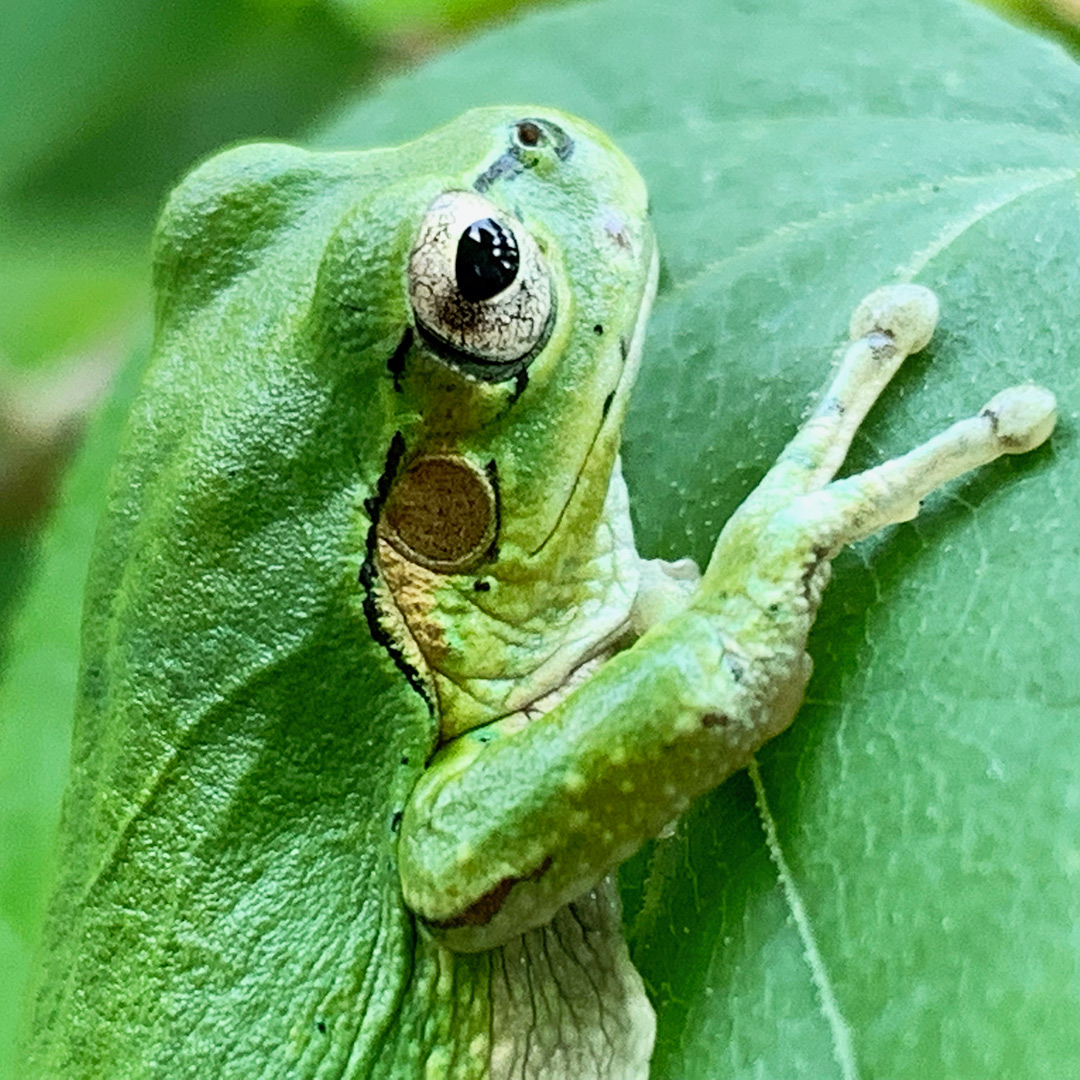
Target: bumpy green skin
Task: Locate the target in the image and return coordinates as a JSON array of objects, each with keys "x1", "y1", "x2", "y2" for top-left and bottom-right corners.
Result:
[
  {"x1": 22, "y1": 109, "x2": 658, "y2": 1079},
  {"x1": 22, "y1": 107, "x2": 1054, "y2": 1079}
]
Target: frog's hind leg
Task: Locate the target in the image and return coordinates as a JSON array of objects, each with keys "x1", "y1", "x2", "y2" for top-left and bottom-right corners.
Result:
[
  {"x1": 788, "y1": 382, "x2": 1057, "y2": 552},
  {"x1": 753, "y1": 284, "x2": 941, "y2": 507}
]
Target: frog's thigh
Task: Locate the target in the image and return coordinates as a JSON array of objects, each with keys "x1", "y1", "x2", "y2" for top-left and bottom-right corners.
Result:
[{"x1": 782, "y1": 383, "x2": 1057, "y2": 548}]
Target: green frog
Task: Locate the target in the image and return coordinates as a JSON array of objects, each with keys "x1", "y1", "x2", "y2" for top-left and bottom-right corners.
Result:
[{"x1": 22, "y1": 107, "x2": 1056, "y2": 1079}]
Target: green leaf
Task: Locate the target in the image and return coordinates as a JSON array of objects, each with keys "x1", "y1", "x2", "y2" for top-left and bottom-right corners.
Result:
[
  {"x1": 0, "y1": 0, "x2": 376, "y2": 369},
  {"x1": 3, "y1": 0, "x2": 1079, "y2": 1076},
  {"x1": 317, "y1": 6, "x2": 1080, "y2": 1068},
  {"x1": 0, "y1": 347, "x2": 148, "y2": 1079}
]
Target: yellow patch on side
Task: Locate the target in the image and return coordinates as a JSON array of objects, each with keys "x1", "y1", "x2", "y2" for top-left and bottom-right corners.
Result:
[{"x1": 375, "y1": 536, "x2": 451, "y2": 675}]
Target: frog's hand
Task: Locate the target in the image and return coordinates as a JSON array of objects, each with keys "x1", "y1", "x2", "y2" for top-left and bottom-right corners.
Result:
[
  {"x1": 399, "y1": 286, "x2": 1056, "y2": 953},
  {"x1": 697, "y1": 284, "x2": 1056, "y2": 601},
  {"x1": 775, "y1": 382, "x2": 1056, "y2": 550},
  {"x1": 749, "y1": 284, "x2": 941, "y2": 505}
]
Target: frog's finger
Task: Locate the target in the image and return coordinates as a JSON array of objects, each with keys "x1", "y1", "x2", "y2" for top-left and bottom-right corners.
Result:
[
  {"x1": 756, "y1": 284, "x2": 939, "y2": 503},
  {"x1": 790, "y1": 383, "x2": 1057, "y2": 548}
]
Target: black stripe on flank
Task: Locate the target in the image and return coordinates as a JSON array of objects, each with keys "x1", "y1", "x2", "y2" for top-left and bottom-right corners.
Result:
[
  {"x1": 484, "y1": 458, "x2": 502, "y2": 563},
  {"x1": 359, "y1": 432, "x2": 434, "y2": 713},
  {"x1": 387, "y1": 327, "x2": 412, "y2": 392},
  {"x1": 508, "y1": 368, "x2": 529, "y2": 405}
]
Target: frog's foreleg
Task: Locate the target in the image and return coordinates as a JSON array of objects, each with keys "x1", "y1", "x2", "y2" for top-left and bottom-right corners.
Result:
[
  {"x1": 753, "y1": 285, "x2": 939, "y2": 507},
  {"x1": 741, "y1": 285, "x2": 939, "y2": 515},
  {"x1": 698, "y1": 285, "x2": 1054, "y2": 612},
  {"x1": 622, "y1": 281, "x2": 932, "y2": 637},
  {"x1": 744, "y1": 283, "x2": 1055, "y2": 550},
  {"x1": 399, "y1": 286, "x2": 1056, "y2": 954}
]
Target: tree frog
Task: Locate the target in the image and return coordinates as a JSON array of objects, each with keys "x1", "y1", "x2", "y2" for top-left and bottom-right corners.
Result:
[{"x1": 22, "y1": 107, "x2": 1056, "y2": 1079}]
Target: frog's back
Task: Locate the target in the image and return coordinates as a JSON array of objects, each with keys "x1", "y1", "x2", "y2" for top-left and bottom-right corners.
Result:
[
  {"x1": 22, "y1": 117, "x2": 655, "y2": 1080},
  {"x1": 21, "y1": 140, "x2": 444, "y2": 1079}
]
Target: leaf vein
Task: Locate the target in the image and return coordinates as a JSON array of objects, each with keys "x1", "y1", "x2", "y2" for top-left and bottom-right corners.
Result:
[
  {"x1": 667, "y1": 165, "x2": 1078, "y2": 297},
  {"x1": 897, "y1": 170, "x2": 1076, "y2": 278},
  {"x1": 749, "y1": 758, "x2": 860, "y2": 1080}
]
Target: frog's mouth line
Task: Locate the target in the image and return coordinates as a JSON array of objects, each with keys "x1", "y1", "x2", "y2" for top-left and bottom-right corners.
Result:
[{"x1": 527, "y1": 240, "x2": 660, "y2": 559}]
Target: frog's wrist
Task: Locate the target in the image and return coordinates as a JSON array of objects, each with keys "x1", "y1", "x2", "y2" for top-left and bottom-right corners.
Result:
[{"x1": 629, "y1": 555, "x2": 701, "y2": 634}]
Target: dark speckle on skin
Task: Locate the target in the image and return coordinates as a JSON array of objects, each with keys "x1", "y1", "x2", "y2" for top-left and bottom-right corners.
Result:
[
  {"x1": 387, "y1": 328, "x2": 412, "y2": 392},
  {"x1": 701, "y1": 712, "x2": 731, "y2": 729},
  {"x1": 800, "y1": 545, "x2": 829, "y2": 603},
  {"x1": 723, "y1": 654, "x2": 745, "y2": 683},
  {"x1": 593, "y1": 323, "x2": 604, "y2": 335},
  {"x1": 316, "y1": 1021, "x2": 327, "y2": 1034},
  {"x1": 601, "y1": 391, "x2": 615, "y2": 420},
  {"x1": 601, "y1": 209, "x2": 632, "y2": 250},
  {"x1": 474, "y1": 579, "x2": 491, "y2": 592},
  {"x1": 391, "y1": 810, "x2": 403, "y2": 833}
]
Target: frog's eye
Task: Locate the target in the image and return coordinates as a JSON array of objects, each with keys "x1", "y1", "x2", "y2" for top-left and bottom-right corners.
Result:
[{"x1": 408, "y1": 190, "x2": 554, "y2": 381}]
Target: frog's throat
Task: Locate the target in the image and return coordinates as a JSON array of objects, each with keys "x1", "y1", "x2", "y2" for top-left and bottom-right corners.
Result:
[{"x1": 368, "y1": 475, "x2": 641, "y2": 739}]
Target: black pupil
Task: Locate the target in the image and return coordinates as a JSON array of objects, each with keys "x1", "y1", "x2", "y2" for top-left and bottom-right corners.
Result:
[{"x1": 456, "y1": 218, "x2": 520, "y2": 302}]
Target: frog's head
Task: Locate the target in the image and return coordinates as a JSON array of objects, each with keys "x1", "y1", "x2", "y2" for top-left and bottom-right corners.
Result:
[{"x1": 313, "y1": 107, "x2": 656, "y2": 734}]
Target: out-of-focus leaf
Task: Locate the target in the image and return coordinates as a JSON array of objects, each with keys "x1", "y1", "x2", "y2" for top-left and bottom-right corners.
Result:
[
  {"x1": 3, "y1": 0, "x2": 1079, "y2": 1076},
  {"x1": 0, "y1": 344, "x2": 146, "y2": 1078},
  {"x1": 332, "y1": 0, "x2": 571, "y2": 35},
  {"x1": 0, "y1": 1, "x2": 363, "y2": 201},
  {"x1": 0, "y1": 0, "x2": 373, "y2": 369},
  {"x1": 982, "y1": 0, "x2": 1080, "y2": 54}
]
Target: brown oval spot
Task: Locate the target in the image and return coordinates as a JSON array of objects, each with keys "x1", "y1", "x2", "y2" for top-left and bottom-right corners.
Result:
[{"x1": 382, "y1": 454, "x2": 497, "y2": 574}]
